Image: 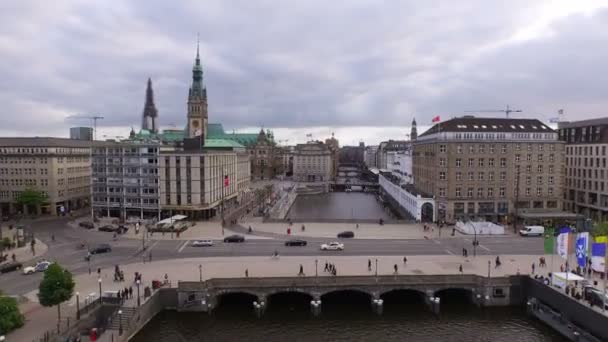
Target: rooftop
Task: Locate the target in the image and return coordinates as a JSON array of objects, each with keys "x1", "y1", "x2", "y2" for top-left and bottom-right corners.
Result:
[
  {"x1": 0, "y1": 137, "x2": 93, "y2": 148},
  {"x1": 419, "y1": 116, "x2": 554, "y2": 137},
  {"x1": 557, "y1": 117, "x2": 608, "y2": 129}
]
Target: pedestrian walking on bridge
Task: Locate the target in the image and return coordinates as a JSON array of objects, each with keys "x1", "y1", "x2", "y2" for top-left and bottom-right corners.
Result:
[
  {"x1": 368, "y1": 259, "x2": 372, "y2": 271},
  {"x1": 459, "y1": 264, "x2": 463, "y2": 273},
  {"x1": 393, "y1": 264, "x2": 398, "y2": 274},
  {"x1": 403, "y1": 256, "x2": 407, "y2": 265},
  {"x1": 298, "y1": 264, "x2": 304, "y2": 276}
]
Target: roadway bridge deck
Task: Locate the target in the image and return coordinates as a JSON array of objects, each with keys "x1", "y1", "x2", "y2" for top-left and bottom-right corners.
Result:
[{"x1": 177, "y1": 274, "x2": 520, "y2": 312}]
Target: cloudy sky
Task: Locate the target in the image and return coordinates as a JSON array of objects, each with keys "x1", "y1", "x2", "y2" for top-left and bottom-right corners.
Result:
[{"x1": 1, "y1": 0, "x2": 607, "y2": 145}]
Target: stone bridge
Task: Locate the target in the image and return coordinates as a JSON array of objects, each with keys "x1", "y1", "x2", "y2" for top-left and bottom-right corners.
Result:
[{"x1": 177, "y1": 274, "x2": 520, "y2": 314}]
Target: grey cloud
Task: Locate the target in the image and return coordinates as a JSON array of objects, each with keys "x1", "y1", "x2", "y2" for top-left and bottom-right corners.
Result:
[{"x1": 0, "y1": 0, "x2": 606, "y2": 138}]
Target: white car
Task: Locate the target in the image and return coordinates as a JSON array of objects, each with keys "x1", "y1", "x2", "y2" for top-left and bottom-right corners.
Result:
[
  {"x1": 320, "y1": 242, "x2": 344, "y2": 251},
  {"x1": 23, "y1": 261, "x2": 51, "y2": 275},
  {"x1": 191, "y1": 240, "x2": 214, "y2": 247}
]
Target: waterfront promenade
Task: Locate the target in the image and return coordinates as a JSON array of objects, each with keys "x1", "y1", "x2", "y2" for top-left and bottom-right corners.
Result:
[{"x1": 7, "y1": 253, "x2": 566, "y2": 341}]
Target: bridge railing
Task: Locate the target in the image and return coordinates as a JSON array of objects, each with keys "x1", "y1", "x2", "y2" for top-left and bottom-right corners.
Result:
[{"x1": 178, "y1": 274, "x2": 506, "y2": 292}]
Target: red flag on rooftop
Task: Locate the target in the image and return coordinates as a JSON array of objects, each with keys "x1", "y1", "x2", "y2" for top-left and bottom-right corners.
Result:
[{"x1": 432, "y1": 115, "x2": 441, "y2": 123}]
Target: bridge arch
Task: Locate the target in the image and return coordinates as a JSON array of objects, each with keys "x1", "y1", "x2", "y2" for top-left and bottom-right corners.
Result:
[
  {"x1": 319, "y1": 288, "x2": 373, "y2": 299},
  {"x1": 379, "y1": 288, "x2": 426, "y2": 300},
  {"x1": 266, "y1": 289, "x2": 314, "y2": 301},
  {"x1": 433, "y1": 288, "x2": 474, "y2": 305},
  {"x1": 421, "y1": 202, "x2": 434, "y2": 222}
]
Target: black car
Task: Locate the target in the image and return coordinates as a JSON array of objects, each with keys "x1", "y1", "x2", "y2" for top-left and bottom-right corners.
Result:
[
  {"x1": 223, "y1": 235, "x2": 245, "y2": 243},
  {"x1": 337, "y1": 231, "x2": 355, "y2": 238},
  {"x1": 79, "y1": 221, "x2": 95, "y2": 229},
  {"x1": 0, "y1": 262, "x2": 23, "y2": 274},
  {"x1": 285, "y1": 239, "x2": 307, "y2": 246},
  {"x1": 89, "y1": 244, "x2": 112, "y2": 254},
  {"x1": 98, "y1": 225, "x2": 118, "y2": 232}
]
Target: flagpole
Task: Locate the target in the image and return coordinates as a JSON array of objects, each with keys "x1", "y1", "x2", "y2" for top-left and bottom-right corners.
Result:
[{"x1": 602, "y1": 239, "x2": 608, "y2": 312}]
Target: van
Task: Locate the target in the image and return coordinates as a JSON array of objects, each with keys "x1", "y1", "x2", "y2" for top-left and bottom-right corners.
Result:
[{"x1": 519, "y1": 225, "x2": 544, "y2": 237}]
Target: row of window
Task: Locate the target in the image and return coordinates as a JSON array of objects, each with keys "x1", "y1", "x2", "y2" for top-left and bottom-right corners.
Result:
[
  {"x1": 442, "y1": 187, "x2": 555, "y2": 198},
  {"x1": 440, "y1": 143, "x2": 557, "y2": 154},
  {"x1": 439, "y1": 171, "x2": 556, "y2": 183},
  {"x1": 0, "y1": 179, "x2": 45, "y2": 187},
  {"x1": 567, "y1": 179, "x2": 606, "y2": 193},
  {"x1": 566, "y1": 157, "x2": 607, "y2": 168}
]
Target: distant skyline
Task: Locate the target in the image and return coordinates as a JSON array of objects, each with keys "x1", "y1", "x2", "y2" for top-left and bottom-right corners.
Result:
[{"x1": 1, "y1": 1, "x2": 607, "y2": 144}]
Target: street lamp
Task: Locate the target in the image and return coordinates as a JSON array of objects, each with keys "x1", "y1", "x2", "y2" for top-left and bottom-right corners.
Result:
[
  {"x1": 98, "y1": 278, "x2": 102, "y2": 303},
  {"x1": 315, "y1": 259, "x2": 318, "y2": 277},
  {"x1": 375, "y1": 258, "x2": 378, "y2": 277},
  {"x1": 487, "y1": 260, "x2": 491, "y2": 278},
  {"x1": 118, "y1": 310, "x2": 123, "y2": 336},
  {"x1": 472, "y1": 225, "x2": 478, "y2": 257},
  {"x1": 199, "y1": 264, "x2": 202, "y2": 282},
  {"x1": 76, "y1": 292, "x2": 80, "y2": 320},
  {"x1": 136, "y1": 279, "x2": 141, "y2": 307}
]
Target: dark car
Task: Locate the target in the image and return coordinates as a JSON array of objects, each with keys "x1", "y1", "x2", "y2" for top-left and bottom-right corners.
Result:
[
  {"x1": 79, "y1": 221, "x2": 95, "y2": 229},
  {"x1": 337, "y1": 231, "x2": 355, "y2": 238},
  {"x1": 285, "y1": 239, "x2": 307, "y2": 246},
  {"x1": 98, "y1": 225, "x2": 118, "y2": 232},
  {"x1": 0, "y1": 261, "x2": 23, "y2": 274},
  {"x1": 89, "y1": 244, "x2": 112, "y2": 254},
  {"x1": 223, "y1": 235, "x2": 245, "y2": 243}
]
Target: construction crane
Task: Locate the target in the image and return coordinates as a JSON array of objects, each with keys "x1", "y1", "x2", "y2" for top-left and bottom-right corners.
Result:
[
  {"x1": 66, "y1": 115, "x2": 104, "y2": 140},
  {"x1": 464, "y1": 105, "x2": 522, "y2": 118}
]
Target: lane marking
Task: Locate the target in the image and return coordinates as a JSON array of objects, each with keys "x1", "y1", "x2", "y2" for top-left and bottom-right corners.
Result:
[
  {"x1": 146, "y1": 240, "x2": 160, "y2": 253},
  {"x1": 178, "y1": 240, "x2": 190, "y2": 253},
  {"x1": 433, "y1": 240, "x2": 441, "y2": 245},
  {"x1": 445, "y1": 249, "x2": 455, "y2": 255},
  {"x1": 480, "y1": 245, "x2": 491, "y2": 252},
  {"x1": 463, "y1": 238, "x2": 472, "y2": 243}
]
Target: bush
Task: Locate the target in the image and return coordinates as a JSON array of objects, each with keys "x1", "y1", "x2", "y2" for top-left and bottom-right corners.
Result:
[
  {"x1": 2, "y1": 237, "x2": 11, "y2": 248},
  {"x1": 0, "y1": 293, "x2": 25, "y2": 334}
]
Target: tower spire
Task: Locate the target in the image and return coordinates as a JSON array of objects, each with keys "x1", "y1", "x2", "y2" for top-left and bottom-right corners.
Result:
[
  {"x1": 141, "y1": 77, "x2": 159, "y2": 133},
  {"x1": 196, "y1": 32, "x2": 200, "y2": 59}
]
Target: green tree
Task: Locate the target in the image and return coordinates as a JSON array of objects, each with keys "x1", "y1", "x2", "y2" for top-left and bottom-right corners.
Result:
[
  {"x1": 15, "y1": 187, "x2": 49, "y2": 213},
  {"x1": 38, "y1": 263, "x2": 75, "y2": 331},
  {"x1": 0, "y1": 290, "x2": 24, "y2": 335},
  {"x1": 592, "y1": 222, "x2": 608, "y2": 238}
]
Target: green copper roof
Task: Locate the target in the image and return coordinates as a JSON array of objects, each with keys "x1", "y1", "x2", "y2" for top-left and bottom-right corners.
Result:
[
  {"x1": 204, "y1": 138, "x2": 245, "y2": 148},
  {"x1": 207, "y1": 123, "x2": 258, "y2": 146}
]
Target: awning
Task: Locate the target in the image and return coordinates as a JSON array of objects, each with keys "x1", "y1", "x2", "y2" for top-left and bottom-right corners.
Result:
[{"x1": 157, "y1": 215, "x2": 188, "y2": 225}]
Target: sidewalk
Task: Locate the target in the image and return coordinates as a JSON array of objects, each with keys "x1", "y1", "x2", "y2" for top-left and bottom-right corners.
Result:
[
  {"x1": 239, "y1": 220, "x2": 510, "y2": 240},
  {"x1": 0, "y1": 229, "x2": 48, "y2": 265}
]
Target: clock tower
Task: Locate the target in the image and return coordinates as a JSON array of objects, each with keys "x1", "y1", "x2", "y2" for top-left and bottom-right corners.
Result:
[{"x1": 187, "y1": 40, "x2": 208, "y2": 140}]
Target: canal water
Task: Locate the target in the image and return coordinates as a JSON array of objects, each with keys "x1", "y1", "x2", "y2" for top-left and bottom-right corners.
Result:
[
  {"x1": 287, "y1": 192, "x2": 394, "y2": 221},
  {"x1": 132, "y1": 291, "x2": 565, "y2": 342}
]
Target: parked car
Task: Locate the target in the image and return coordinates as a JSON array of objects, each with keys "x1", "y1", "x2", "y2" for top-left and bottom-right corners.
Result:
[
  {"x1": 79, "y1": 221, "x2": 95, "y2": 229},
  {"x1": 223, "y1": 235, "x2": 245, "y2": 243},
  {"x1": 23, "y1": 260, "x2": 51, "y2": 275},
  {"x1": 89, "y1": 244, "x2": 112, "y2": 254},
  {"x1": 0, "y1": 261, "x2": 23, "y2": 274},
  {"x1": 320, "y1": 242, "x2": 344, "y2": 251},
  {"x1": 337, "y1": 231, "x2": 355, "y2": 238},
  {"x1": 583, "y1": 285, "x2": 608, "y2": 309},
  {"x1": 519, "y1": 225, "x2": 544, "y2": 237},
  {"x1": 192, "y1": 240, "x2": 214, "y2": 247},
  {"x1": 98, "y1": 225, "x2": 118, "y2": 232},
  {"x1": 285, "y1": 239, "x2": 307, "y2": 247}
]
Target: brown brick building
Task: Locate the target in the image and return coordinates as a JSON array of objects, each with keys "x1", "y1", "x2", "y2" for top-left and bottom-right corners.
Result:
[{"x1": 413, "y1": 116, "x2": 565, "y2": 224}]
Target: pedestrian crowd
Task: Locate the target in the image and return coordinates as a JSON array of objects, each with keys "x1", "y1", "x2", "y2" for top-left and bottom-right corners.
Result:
[{"x1": 324, "y1": 261, "x2": 337, "y2": 276}]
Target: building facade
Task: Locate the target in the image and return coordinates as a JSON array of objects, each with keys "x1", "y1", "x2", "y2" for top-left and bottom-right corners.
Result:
[
  {"x1": 325, "y1": 134, "x2": 340, "y2": 180},
  {"x1": 0, "y1": 138, "x2": 91, "y2": 216},
  {"x1": 70, "y1": 127, "x2": 93, "y2": 141},
  {"x1": 293, "y1": 142, "x2": 332, "y2": 182},
  {"x1": 339, "y1": 143, "x2": 365, "y2": 166},
  {"x1": 160, "y1": 141, "x2": 250, "y2": 219},
  {"x1": 248, "y1": 130, "x2": 284, "y2": 181},
  {"x1": 558, "y1": 117, "x2": 608, "y2": 221},
  {"x1": 413, "y1": 117, "x2": 565, "y2": 224},
  {"x1": 364, "y1": 145, "x2": 378, "y2": 168},
  {"x1": 91, "y1": 140, "x2": 161, "y2": 220}
]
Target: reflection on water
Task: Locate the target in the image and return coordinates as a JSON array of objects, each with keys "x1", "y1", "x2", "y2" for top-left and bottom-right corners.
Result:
[
  {"x1": 132, "y1": 291, "x2": 566, "y2": 342},
  {"x1": 287, "y1": 192, "x2": 393, "y2": 220}
]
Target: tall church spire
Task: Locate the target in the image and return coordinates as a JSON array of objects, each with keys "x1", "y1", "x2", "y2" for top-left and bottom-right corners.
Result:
[
  {"x1": 187, "y1": 37, "x2": 208, "y2": 140},
  {"x1": 141, "y1": 78, "x2": 159, "y2": 133},
  {"x1": 410, "y1": 117, "x2": 417, "y2": 141}
]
